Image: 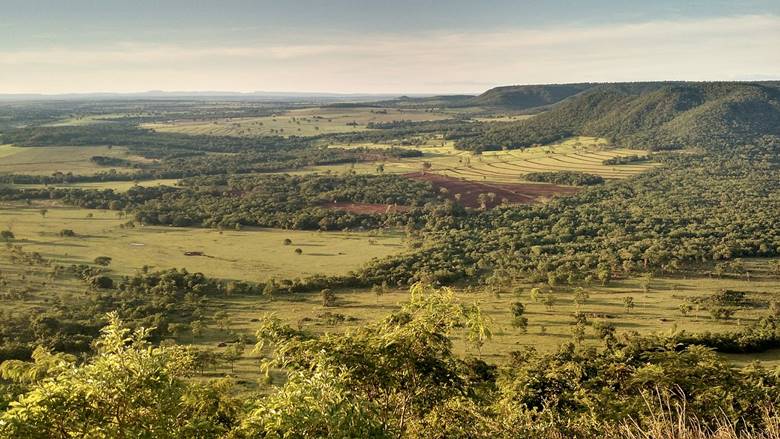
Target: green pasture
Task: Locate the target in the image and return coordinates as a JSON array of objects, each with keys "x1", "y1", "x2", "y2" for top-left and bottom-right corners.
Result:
[
  {"x1": 0, "y1": 203, "x2": 405, "y2": 282},
  {"x1": 143, "y1": 106, "x2": 451, "y2": 137},
  {"x1": 11, "y1": 178, "x2": 181, "y2": 192},
  {"x1": 175, "y1": 262, "x2": 780, "y2": 384},
  {"x1": 0, "y1": 144, "x2": 147, "y2": 176}
]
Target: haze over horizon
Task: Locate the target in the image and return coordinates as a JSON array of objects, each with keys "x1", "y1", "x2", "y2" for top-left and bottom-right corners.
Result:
[{"x1": 1, "y1": 0, "x2": 779, "y2": 95}]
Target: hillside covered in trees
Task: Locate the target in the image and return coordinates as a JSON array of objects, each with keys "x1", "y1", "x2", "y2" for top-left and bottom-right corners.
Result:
[{"x1": 455, "y1": 82, "x2": 780, "y2": 151}]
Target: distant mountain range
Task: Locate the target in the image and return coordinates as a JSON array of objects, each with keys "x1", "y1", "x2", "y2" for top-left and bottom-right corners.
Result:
[{"x1": 0, "y1": 91, "x2": 421, "y2": 102}]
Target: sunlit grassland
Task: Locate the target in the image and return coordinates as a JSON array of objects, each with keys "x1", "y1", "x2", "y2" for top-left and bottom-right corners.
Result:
[
  {"x1": 143, "y1": 106, "x2": 452, "y2": 137},
  {"x1": 0, "y1": 203, "x2": 405, "y2": 282},
  {"x1": 175, "y1": 262, "x2": 780, "y2": 387},
  {"x1": 0, "y1": 144, "x2": 147, "y2": 176},
  {"x1": 11, "y1": 178, "x2": 181, "y2": 192}
]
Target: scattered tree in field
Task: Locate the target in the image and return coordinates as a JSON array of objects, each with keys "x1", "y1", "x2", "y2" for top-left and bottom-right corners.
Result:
[
  {"x1": 709, "y1": 307, "x2": 736, "y2": 321},
  {"x1": 769, "y1": 301, "x2": 780, "y2": 318},
  {"x1": 215, "y1": 311, "x2": 231, "y2": 333},
  {"x1": 510, "y1": 302, "x2": 528, "y2": 333},
  {"x1": 93, "y1": 256, "x2": 112, "y2": 266},
  {"x1": 573, "y1": 287, "x2": 589, "y2": 308},
  {"x1": 283, "y1": 238, "x2": 292, "y2": 245},
  {"x1": 190, "y1": 320, "x2": 204, "y2": 342},
  {"x1": 223, "y1": 343, "x2": 245, "y2": 374},
  {"x1": 39, "y1": 209, "x2": 48, "y2": 218},
  {"x1": 623, "y1": 296, "x2": 635, "y2": 313},
  {"x1": 0, "y1": 230, "x2": 13, "y2": 241},
  {"x1": 294, "y1": 248, "x2": 302, "y2": 255},
  {"x1": 592, "y1": 320, "x2": 617, "y2": 347},
  {"x1": 169, "y1": 322, "x2": 189, "y2": 340},
  {"x1": 321, "y1": 289, "x2": 337, "y2": 307},
  {"x1": 542, "y1": 294, "x2": 556, "y2": 311},
  {"x1": 529, "y1": 287, "x2": 543, "y2": 303},
  {"x1": 679, "y1": 303, "x2": 694, "y2": 316},
  {"x1": 371, "y1": 283, "x2": 385, "y2": 304},
  {"x1": 59, "y1": 229, "x2": 76, "y2": 237}
]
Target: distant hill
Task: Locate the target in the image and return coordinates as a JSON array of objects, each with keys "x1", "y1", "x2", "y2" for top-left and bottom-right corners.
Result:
[
  {"x1": 375, "y1": 84, "x2": 595, "y2": 110},
  {"x1": 454, "y1": 82, "x2": 780, "y2": 151},
  {"x1": 467, "y1": 83, "x2": 596, "y2": 109}
]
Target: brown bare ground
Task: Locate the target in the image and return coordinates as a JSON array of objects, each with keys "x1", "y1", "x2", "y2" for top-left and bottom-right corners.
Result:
[
  {"x1": 321, "y1": 202, "x2": 413, "y2": 215},
  {"x1": 405, "y1": 172, "x2": 579, "y2": 209}
]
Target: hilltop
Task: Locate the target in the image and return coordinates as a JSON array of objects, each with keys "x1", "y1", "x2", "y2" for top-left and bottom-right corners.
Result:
[{"x1": 455, "y1": 81, "x2": 780, "y2": 151}]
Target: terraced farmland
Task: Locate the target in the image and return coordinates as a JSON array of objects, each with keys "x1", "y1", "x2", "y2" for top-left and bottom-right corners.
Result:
[{"x1": 313, "y1": 137, "x2": 660, "y2": 183}]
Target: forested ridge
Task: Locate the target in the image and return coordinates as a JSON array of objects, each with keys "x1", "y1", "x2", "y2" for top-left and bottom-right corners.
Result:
[{"x1": 453, "y1": 82, "x2": 780, "y2": 152}]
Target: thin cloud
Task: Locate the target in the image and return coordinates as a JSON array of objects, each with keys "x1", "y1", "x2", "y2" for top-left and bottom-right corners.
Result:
[{"x1": 0, "y1": 14, "x2": 778, "y2": 93}]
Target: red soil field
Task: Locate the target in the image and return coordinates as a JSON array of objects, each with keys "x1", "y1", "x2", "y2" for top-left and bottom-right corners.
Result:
[{"x1": 405, "y1": 172, "x2": 579, "y2": 209}]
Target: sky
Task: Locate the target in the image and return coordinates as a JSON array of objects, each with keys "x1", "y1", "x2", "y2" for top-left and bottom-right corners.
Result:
[{"x1": 1, "y1": 0, "x2": 779, "y2": 94}]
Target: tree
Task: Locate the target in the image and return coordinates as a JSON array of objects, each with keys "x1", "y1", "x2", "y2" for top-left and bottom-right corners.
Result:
[
  {"x1": 39, "y1": 209, "x2": 48, "y2": 218},
  {"x1": 0, "y1": 313, "x2": 237, "y2": 438},
  {"x1": 597, "y1": 265, "x2": 612, "y2": 286},
  {"x1": 215, "y1": 310, "x2": 231, "y2": 333},
  {"x1": 573, "y1": 287, "x2": 589, "y2": 308},
  {"x1": 93, "y1": 256, "x2": 112, "y2": 266},
  {"x1": 190, "y1": 320, "x2": 204, "y2": 342},
  {"x1": 592, "y1": 320, "x2": 617, "y2": 348},
  {"x1": 623, "y1": 296, "x2": 635, "y2": 314},
  {"x1": 510, "y1": 302, "x2": 528, "y2": 333},
  {"x1": 169, "y1": 322, "x2": 189, "y2": 340},
  {"x1": 0, "y1": 230, "x2": 14, "y2": 241},
  {"x1": 321, "y1": 289, "x2": 337, "y2": 307},
  {"x1": 542, "y1": 294, "x2": 556, "y2": 311},
  {"x1": 769, "y1": 301, "x2": 780, "y2": 318},
  {"x1": 222, "y1": 343, "x2": 244, "y2": 374},
  {"x1": 248, "y1": 283, "x2": 490, "y2": 437},
  {"x1": 372, "y1": 284, "x2": 385, "y2": 304},
  {"x1": 294, "y1": 248, "x2": 303, "y2": 255},
  {"x1": 88, "y1": 275, "x2": 114, "y2": 289}
]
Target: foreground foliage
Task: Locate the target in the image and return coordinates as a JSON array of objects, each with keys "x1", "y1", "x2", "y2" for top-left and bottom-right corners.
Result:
[{"x1": 2, "y1": 286, "x2": 778, "y2": 438}]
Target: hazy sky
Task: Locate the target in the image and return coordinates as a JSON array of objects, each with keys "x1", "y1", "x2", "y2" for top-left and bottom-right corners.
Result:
[{"x1": 1, "y1": 0, "x2": 779, "y2": 94}]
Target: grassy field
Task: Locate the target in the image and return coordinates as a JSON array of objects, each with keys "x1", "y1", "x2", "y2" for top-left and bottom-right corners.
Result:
[
  {"x1": 313, "y1": 136, "x2": 659, "y2": 181},
  {"x1": 0, "y1": 144, "x2": 147, "y2": 176},
  {"x1": 144, "y1": 106, "x2": 452, "y2": 137},
  {"x1": 0, "y1": 203, "x2": 405, "y2": 282},
  {"x1": 207, "y1": 266, "x2": 780, "y2": 359},
  {"x1": 11, "y1": 178, "x2": 181, "y2": 192},
  {"x1": 184, "y1": 262, "x2": 780, "y2": 385}
]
